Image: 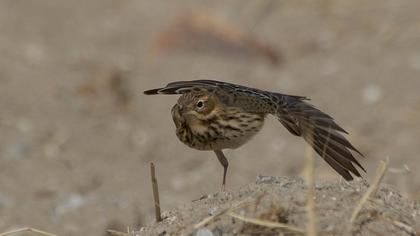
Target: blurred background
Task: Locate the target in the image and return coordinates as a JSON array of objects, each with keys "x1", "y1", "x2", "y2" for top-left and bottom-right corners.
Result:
[{"x1": 1, "y1": 0, "x2": 419, "y2": 235}]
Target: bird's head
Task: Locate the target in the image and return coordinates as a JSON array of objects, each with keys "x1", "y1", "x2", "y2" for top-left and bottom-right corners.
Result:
[{"x1": 171, "y1": 92, "x2": 221, "y2": 130}]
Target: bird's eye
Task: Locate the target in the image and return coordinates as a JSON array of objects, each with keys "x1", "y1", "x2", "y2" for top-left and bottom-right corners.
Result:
[{"x1": 196, "y1": 100, "x2": 204, "y2": 109}]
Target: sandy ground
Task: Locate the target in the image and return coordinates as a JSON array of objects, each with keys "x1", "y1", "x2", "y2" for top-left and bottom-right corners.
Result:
[
  {"x1": 1, "y1": 0, "x2": 420, "y2": 235},
  {"x1": 137, "y1": 176, "x2": 420, "y2": 236}
]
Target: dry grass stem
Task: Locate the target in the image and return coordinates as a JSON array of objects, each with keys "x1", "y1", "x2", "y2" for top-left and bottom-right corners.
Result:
[
  {"x1": 194, "y1": 195, "x2": 256, "y2": 229},
  {"x1": 388, "y1": 164, "x2": 410, "y2": 174},
  {"x1": 106, "y1": 229, "x2": 129, "y2": 236},
  {"x1": 305, "y1": 143, "x2": 318, "y2": 236},
  {"x1": 391, "y1": 220, "x2": 417, "y2": 236},
  {"x1": 0, "y1": 227, "x2": 58, "y2": 236},
  {"x1": 350, "y1": 159, "x2": 389, "y2": 223},
  {"x1": 377, "y1": 214, "x2": 417, "y2": 236},
  {"x1": 150, "y1": 162, "x2": 162, "y2": 222},
  {"x1": 229, "y1": 212, "x2": 305, "y2": 234}
]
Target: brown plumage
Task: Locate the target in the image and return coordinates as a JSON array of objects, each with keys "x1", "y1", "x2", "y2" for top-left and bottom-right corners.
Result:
[{"x1": 144, "y1": 80, "x2": 365, "y2": 189}]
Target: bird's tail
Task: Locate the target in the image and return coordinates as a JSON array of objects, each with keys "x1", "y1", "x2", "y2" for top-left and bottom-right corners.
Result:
[{"x1": 274, "y1": 94, "x2": 365, "y2": 180}]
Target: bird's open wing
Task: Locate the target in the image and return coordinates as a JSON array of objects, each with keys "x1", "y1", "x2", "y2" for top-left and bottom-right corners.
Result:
[
  {"x1": 144, "y1": 80, "x2": 305, "y2": 113},
  {"x1": 144, "y1": 80, "x2": 219, "y2": 95},
  {"x1": 144, "y1": 80, "x2": 268, "y2": 96},
  {"x1": 274, "y1": 94, "x2": 365, "y2": 180}
]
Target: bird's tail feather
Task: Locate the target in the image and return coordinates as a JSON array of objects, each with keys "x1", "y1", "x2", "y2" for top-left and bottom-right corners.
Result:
[{"x1": 275, "y1": 95, "x2": 365, "y2": 181}]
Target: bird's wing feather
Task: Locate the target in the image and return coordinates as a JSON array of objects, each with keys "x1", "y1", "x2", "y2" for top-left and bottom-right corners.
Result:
[
  {"x1": 144, "y1": 80, "x2": 306, "y2": 113},
  {"x1": 274, "y1": 94, "x2": 365, "y2": 180},
  {"x1": 145, "y1": 80, "x2": 269, "y2": 96}
]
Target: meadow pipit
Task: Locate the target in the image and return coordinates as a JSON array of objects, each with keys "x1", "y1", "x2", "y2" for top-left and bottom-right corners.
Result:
[{"x1": 144, "y1": 80, "x2": 365, "y2": 189}]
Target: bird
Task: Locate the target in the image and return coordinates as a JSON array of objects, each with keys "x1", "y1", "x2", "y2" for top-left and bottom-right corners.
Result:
[{"x1": 144, "y1": 80, "x2": 365, "y2": 189}]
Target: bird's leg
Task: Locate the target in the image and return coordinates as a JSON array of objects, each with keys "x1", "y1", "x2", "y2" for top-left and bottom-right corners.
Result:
[{"x1": 214, "y1": 150, "x2": 228, "y2": 191}]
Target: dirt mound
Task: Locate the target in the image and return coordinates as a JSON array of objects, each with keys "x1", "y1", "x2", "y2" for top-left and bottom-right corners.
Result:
[{"x1": 134, "y1": 176, "x2": 419, "y2": 236}]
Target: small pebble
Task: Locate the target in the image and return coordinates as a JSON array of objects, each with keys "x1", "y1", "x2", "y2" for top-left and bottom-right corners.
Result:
[
  {"x1": 256, "y1": 175, "x2": 276, "y2": 184},
  {"x1": 208, "y1": 207, "x2": 218, "y2": 215}
]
